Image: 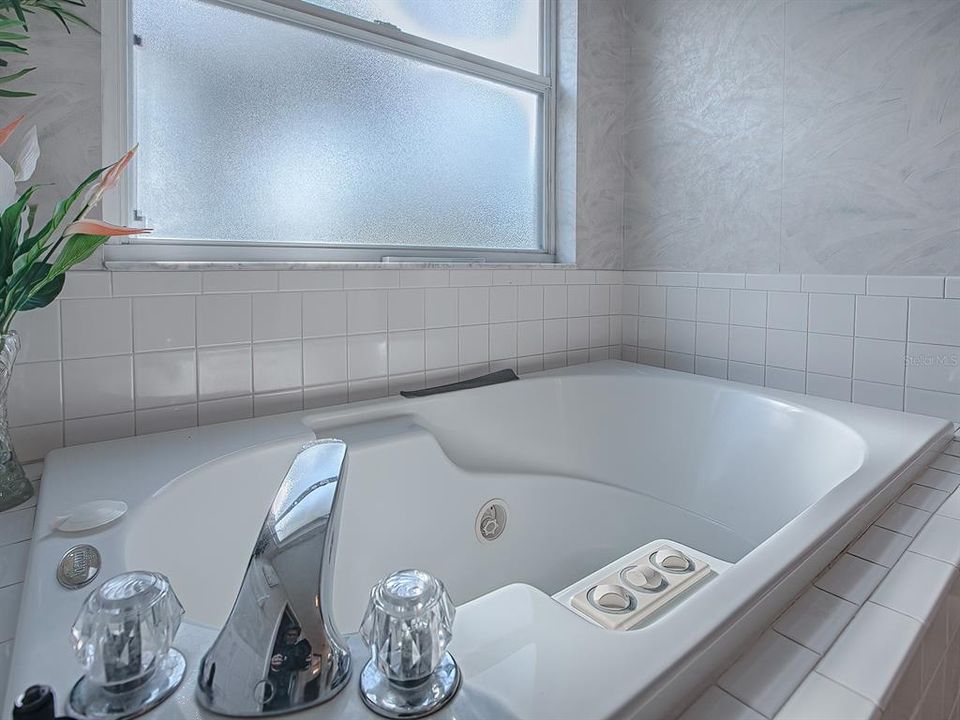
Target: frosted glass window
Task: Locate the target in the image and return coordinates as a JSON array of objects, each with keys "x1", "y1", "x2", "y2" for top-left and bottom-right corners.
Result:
[
  {"x1": 131, "y1": 0, "x2": 546, "y2": 252},
  {"x1": 310, "y1": 0, "x2": 541, "y2": 72}
]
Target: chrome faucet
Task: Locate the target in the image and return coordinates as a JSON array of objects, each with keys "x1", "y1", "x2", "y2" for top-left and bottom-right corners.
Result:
[{"x1": 196, "y1": 439, "x2": 352, "y2": 716}]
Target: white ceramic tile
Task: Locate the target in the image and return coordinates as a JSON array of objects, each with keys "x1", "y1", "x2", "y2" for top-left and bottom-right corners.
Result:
[
  {"x1": 609, "y1": 316, "x2": 622, "y2": 346},
  {"x1": 623, "y1": 271, "x2": 657, "y2": 286},
  {"x1": 517, "y1": 321, "x2": 543, "y2": 357},
  {"x1": 637, "y1": 317, "x2": 666, "y2": 350},
  {"x1": 817, "y1": 602, "x2": 922, "y2": 708},
  {"x1": 518, "y1": 286, "x2": 544, "y2": 321},
  {"x1": 400, "y1": 269, "x2": 450, "y2": 288},
  {"x1": 425, "y1": 328, "x2": 458, "y2": 370},
  {"x1": 946, "y1": 440, "x2": 960, "y2": 457},
  {"x1": 908, "y1": 299, "x2": 960, "y2": 346},
  {"x1": 113, "y1": 271, "x2": 200, "y2": 296},
  {"x1": 136, "y1": 403, "x2": 198, "y2": 434},
  {"x1": 853, "y1": 338, "x2": 906, "y2": 385},
  {"x1": 665, "y1": 320, "x2": 696, "y2": 354},
  {"x1": 775, "y1": 672, "x2": 879, "y2": 720},
  {"x1": 696, "y1": 322, "x2": 728, "y2": 359},
  {"x1": 252, "y1": 293, "x2": 301, "y2": 342},
  {"x1": 729, "y1": 361, "x2": 765, "y2": 386},
  {"x1": 389, "y1": 372, "x2": 426, "y2": 395},
  {"x1": 252, "y1": 340, "x2": 302, "y2": 392},
  {"x1": 774, "y1": 586, "x2": 858, "y2": 655},
  {"x1": 718, "y1": 630, "x2": 819, "y2": 717},
  {"x1": 849, "y1": 526, "x2": 911, "y2": 567},
  {"x1": 347, "y1": 290, "x2": 388, "y2": 334},
  {"x1": 0, "y1": 541, "x2": 29, "y2": 588},
  {"x1": 346, "y1": 334, "x2": 388, "y2": 380},
  {"x1": 530, "y1": 269, "x2": 566, "y2": 285},
  {"x1": 946, "y1": 277, "x2": 960, "y2": 299},
  {"x1": 60, "y1": 270, "x2": 111, "y2": 299},
  {"x1": 10, "y1": 423, "x2": 61, "y2": 463},
  {"x1": 133, "y1": 295, "x2": 196, "y2": 351},
  {"x1": 746, "y1": 274, "x2": 801, "y2": 291},
  {"x1": 679, "y1": 686, "x2": 763, "y2": 720},
  {"x1": 622, "y1": 316, "x2": 639, "y2": 347},
  {"x1": 0, "y1": 584, "x2": 22, "y2": 642},
  {"x1": 807, "y1": 333, "x2": 853, "y2": 378},
  {"x1": 696, "y1": 288, "x2": 730, "y2": 324},
  {"x1": 199, "y1": 396, "x2": 254, "y2": 425},
  {"x1": 904, "y1": 387, "x2": 960, "y2": 420},
  {"x1": 567, "y1": 317, "x2": 589, "y2": 350},
  {"x1": 730, "y1": 290, "x2": 767, "y2": 328},
  {"x1": 638, "y1": 348, "x2": 666, "y2": 368},
  {"x1": 389, "y1": 331, "x2": 426, "y2": 374},
  {"x1": 938, "y1": 487, "x2": 960, "y2": 522},
  {"x1": 134, "y1": 350, "x2": 197, "y2": 409},
  {"x1": 0, "y1": 507, "x2": 35, "y2": 545},
  {"x1": 10, "y1": 304, "x2": 60, "y2": 363},
  {"x1": 806, "y1": 373, "x2": 851, "y2": 402},
  {"x1": 197, "y1": 294, "x2": 251, "y2": 345},
  {"x1": 638, "y1": 286, "x2": 667, "y2": 317},
  {"x1": 767, "y1": 330, "x2": 807, "y2": 371},
  {"x1": 853, "y1": 380, "x2": 904, "y2": 411},
  {"x1": 253, "y1": 389, "x2": 303, "y2": 417},
  {"x1": 918, "y1": 467, "x2": 960, "y2": 493},
  {"x1": 348, "y1": 377, "x2": 388, "y2": 402},
  {"x1": 699, "y1": 273, "x2": 746, "y2": 289},
  {"x1": 303, "y1": 337, "x2": 348, "y2": 386},
  {"x1": 876, "y1": 503, "x2": 932, "y2": 537},
  {"x1": 912, "y1": 515, "x2": 960, "y2": 567},
  {"x1": 65, "y1": 412, "x2": 135, "y2": 446},
  {"x1": 905, "y1": 342, "x2": 960, "y2": 394},
  {"x1": 490, "y1": 286, "x2": 519, "y2": 323},
  {"x1": 277, "y1": 270, "x2": 343, "y2": 291},
  {"x1": 588, "y1": 316, "x2": 609, "y2": 348},
  {"x1": 343, "y1": 269, "x2": 398, "y2": 289},
  {"x1": 933, "y1": 454, "x2": 960, "y2": 474},
  {"x1": 517, "y1": 355, "x2": 543, "y2": 374},
  {"x1": 460, "y1": 361, "x2": 492, "y2": 380},
  {"x1": 872, "y1": 551, "x2": 956, "y2": 624},
  {"x1": 728, "y1": 326, "x2": 765, "y2": 364},
  {"x1": 543, "y1": 285, "x2": 567, "y2": 319},
  {"x1": 900, "y1": 484, "x2": 949, "y2": 512},
  {"x1": 302, "y1": 384, "x2": 348, "y2": 411},
  {"x1": 543, "y1": 319, "x2": 567, "y2": 354},
  {"x1": 809, "y1": 294, "x2": 855, "y2": 336},
  {"x1": 565, "y1": 270, "x2": 596, "y2": 285},
  {"x1": 61, "y1": 298, "x2": 132, "y2": 358},
  {"x1": 666, "y1": 287, "x2": 697, "y2": 320},
  {"x1": 801, "y1": 274, "x2": 866, "y2": 295},
  {"x1": 197, "y1": 345, "x2": 251, "y2": 400},
  {"x1": 866, "y1": 276, "x2": 944, "y2": 298},
  {"x1": 815, "y1": 553, "x2": 887, "y2": 605},
  {"x1": 424, "y1": 288, "x2": 459, "y2": 328},
  {"x1": 492, "y1": 269, "x2": 531, "y2": 286},
  {"x1": 459, "y1": 325, "x2": 489, "y2": 365},
  {"x1": 766, "y1": 367, "x2": 806, "y2": 393},
  {"x1": 302, "y1": 291, "x2": 347, "y2": 338},
  {"x1": 459, "y1": 287, "x2": 491, "y2": 326},
  {"x1": 767, "y1": 292, "x2": 809, "y2": 331},
  {"x1": 665, "y1": 351, "x2": 695, "y2": 373},
  {"x1": 658, "y1": 271, "x2": 697, "y2": 287},
  {"x1": 589, "y1": 285, "x2": 610, "y2": 316},
  {"x1": 695, "y1": 356, "x2": 727, "y2": 379},
  {"x1": 203, "y1": 271, "x2": 277, "y2": 293},
  {"x1": 855, "y1": 296, "x2": 908, "y2": 341},
  {"x1": 62, "y1": 356, "x2": 134, "y2": 419},
  {"x1": 8, "y1": 361, "x2": 61, "y2": 426}
]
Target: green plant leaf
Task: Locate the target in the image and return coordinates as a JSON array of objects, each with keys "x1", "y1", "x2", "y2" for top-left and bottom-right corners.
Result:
[
  {"x1": 0, "y1": 87, "x2": 33, "y2": 97},
  {"x1": 46, "y1": 232, "x2": 107, "y2": 279},
  {"x1": 0, "y1": 66, "x2": 33, "y2": 83},
  {"x1": 24, "y1": 164, "x2": 105, "y2": 248},
  {"x1": 21, "y1": 267, "x2": 63, "y2": 310}
]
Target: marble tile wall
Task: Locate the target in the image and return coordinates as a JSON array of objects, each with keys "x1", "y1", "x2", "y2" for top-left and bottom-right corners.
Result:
[{"x1": 623, "y1": 0, "x2": 960, "y2": 274}]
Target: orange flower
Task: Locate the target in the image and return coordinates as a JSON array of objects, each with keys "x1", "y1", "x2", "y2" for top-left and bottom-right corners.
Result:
[
  {"x1": 64, "y1": 219, "x2": 150, "y2": 237},
  {"x1": 86, "y1": 145, "x2": 138, "y2": 207},
  {"x1": 0, "y1": 116, "x2": 24, "y2": 147}
]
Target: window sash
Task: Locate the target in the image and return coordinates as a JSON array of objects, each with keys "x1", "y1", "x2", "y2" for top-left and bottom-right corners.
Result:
[{"x1": 102, "y1": 0, "x2": 557, "y2": 263}]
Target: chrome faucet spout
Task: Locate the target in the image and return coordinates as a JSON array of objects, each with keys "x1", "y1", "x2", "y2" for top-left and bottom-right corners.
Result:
[{"x1": 196, "y1": 439, "x2": 351, "y2": 716}]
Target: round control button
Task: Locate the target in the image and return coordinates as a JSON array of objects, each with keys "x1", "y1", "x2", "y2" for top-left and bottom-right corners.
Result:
[
  {"x1": 589, "y1": 584, "x2": 634, "y2": 613},
  {"x1": 651, "y1": 546, "x2": 693, "y2": 573},
  {"x1": 621, "y1": 565, "x2": 665, "y2": 591}
]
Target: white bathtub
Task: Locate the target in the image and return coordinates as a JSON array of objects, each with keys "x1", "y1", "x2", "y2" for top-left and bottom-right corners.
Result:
[{"x1": 8, "y1": 361, "x2": 952, "y2": 719}]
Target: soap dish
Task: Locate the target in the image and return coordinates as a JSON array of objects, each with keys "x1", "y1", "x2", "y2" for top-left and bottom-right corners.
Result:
[{"x1": 54, "y1": 500, "x2": 127, "y2": 533}]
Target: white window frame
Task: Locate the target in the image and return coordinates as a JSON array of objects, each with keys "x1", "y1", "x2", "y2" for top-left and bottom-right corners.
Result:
[{"x1": 101, "y1": 0, "x2": 558, "y2": 267}]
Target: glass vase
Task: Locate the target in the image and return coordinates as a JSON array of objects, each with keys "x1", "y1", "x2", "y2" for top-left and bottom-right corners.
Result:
[{"x1": 0, "y1": 332, "x2": 32, "y2": 512}]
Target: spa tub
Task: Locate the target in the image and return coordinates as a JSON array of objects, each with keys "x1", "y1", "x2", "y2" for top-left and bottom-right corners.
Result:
[{"x1": 6, "y1": 360, "x2": 952, "y2": 719}]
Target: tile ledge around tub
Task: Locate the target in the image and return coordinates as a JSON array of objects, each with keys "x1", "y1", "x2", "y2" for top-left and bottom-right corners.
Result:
[{"x1": 103, "y1": 260, "x2": 579, "y2": 271}]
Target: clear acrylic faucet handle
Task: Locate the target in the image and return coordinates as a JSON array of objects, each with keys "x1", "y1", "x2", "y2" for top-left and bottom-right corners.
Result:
[
  {"x1": 359, "y1": 568, "x2": 456, "y2": 683},
  {"x1": 71, "y1": 571, "x2": 184, "y2": 688}
]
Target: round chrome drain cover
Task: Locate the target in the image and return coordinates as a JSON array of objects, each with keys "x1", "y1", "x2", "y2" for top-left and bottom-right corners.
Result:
[
  {"x1": 57, "y1": 544, "x2": 101, "y2": 589},
  {"x1": 475, "y1": 499, "x2": 508, "y2": 542}
]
